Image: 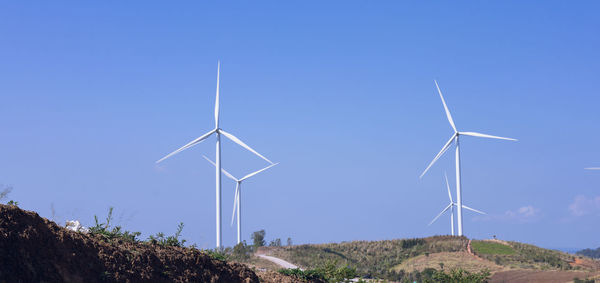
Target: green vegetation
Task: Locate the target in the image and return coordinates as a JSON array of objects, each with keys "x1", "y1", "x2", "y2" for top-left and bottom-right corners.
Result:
[
  {"x1": 1, "y1": 185, "x2": 18, "y2": 206},
  {"x1": 278, "y1": 260, "x2": 356, "y2": 283},
  {"x1": 430, "y1": 268, "x2": 491, "y2": 283},
  {"x1": 577, "y1": 247, "x2": 600, "y2": 259},
  {"x1": 270, "y1": 238, "x2": 282, "y2": 247},
  {"x1": 573, "y1": 278, "x2": 596, "y2": 283},
  {"x1": 271, "y1": 236, "x2": 468, "y2": 280},
  {"x1": 147, "y1": 222, "x2": 187, "y2": 247},
  {"x1": 471, "y1": 240, "x2": 574, "y2": 270},
  {"x1": 252, "y1": 229, "x2": 266, "y2": 247},
  {"x1": 471, "y1": 241, "x2": 515, "y2": 255},
  {"x1": 89, "y1": 207, "x2": 188, "y2": 248},
  {"x1": 88, "y1": 207, "x2": 141, "y2": 242},
  {"x1": 202, "y1": 249, "x2": 228, "y2": 261}
]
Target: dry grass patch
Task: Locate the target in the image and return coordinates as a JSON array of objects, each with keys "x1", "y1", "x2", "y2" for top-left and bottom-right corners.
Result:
[{"x1": 391, "y1": 251, "x2": 505, "y2": 274}]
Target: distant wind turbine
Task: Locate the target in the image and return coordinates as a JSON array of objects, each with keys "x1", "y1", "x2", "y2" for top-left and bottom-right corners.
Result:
[
  {"x1": 156, "y1": 62, "x2": 273, "y2": 248},
  {"x1": 429, "y1": 173, "x2": 486, "y2": 236},
  {"x1": 420, "y1": 80, "x2": 517, "y2": 236},
  {"x1": 585, "y1": 168, "x2": 600, "y2": 170},
  {"x1": 203, "y1": 156, "x2": 278, "y2": 244}
]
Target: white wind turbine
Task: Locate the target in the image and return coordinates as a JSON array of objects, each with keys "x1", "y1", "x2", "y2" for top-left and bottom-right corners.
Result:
[
  {"x1": 156, "y1": 62, "x2": 273, "y2": 248},
  {"x1": 420, "y1": 80, "x2": 517, "y2": 236},
  {"x1": 429, "y1": 173, "x2": 486, "y2": 236},
  {"x1": 585, "y1": 168, "x2": 600, "y2": 170},
  {"x1": 203, "y1": 155, "x2": 278, "y2": 244}
]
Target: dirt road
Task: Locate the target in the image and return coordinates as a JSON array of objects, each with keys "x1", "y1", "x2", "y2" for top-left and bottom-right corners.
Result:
[{"x1": 257, "y1": 254, "x2": 300, "y2": 269}]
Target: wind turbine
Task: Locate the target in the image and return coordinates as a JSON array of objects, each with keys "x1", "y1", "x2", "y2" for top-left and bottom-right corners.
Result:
[
  {"x1": 585, "y1": 168, "x2": 600, "y2": 170},
  {"x1": 429, "y1": 173, "x2": 486, "y2": 236},
  {"x1": 156, "y1": 62, "x2": 273, "y2": 248},
  {"x1": 420, "y1": 80, "x2": 517, "y2": 236},
  {"x1": 203, "y1": 156, "x2": 278, "y2": 244}
]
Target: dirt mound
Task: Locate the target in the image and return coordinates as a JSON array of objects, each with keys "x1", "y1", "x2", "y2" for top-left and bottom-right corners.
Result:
[{"x1": 0, "y1": 204, "x2": 263, "y2": 282}]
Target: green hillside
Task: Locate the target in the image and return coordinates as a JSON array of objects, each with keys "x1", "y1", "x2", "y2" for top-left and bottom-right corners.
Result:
[
  {"x1": 259, "y1": 236, "x2": 599, "y2": 282},
  {"x1": 269, "y1": 236, "x2": 467, "y2": 279}
]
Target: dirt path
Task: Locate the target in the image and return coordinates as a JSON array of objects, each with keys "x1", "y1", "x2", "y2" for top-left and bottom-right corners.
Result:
[{"x1": 257, "y1": 254, "x2": 300, "y2": 270}]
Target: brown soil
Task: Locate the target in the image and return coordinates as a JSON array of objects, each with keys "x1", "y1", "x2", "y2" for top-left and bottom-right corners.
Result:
[
  {"x1": 490, "y1": 269, "x2": 600, "y2": 283},
  {"x1": 0, "y1": 204, "x2": 303, "y2": 283},
  {"x1": 257, "y1": 271, "x2": 326, "y2": 283}
]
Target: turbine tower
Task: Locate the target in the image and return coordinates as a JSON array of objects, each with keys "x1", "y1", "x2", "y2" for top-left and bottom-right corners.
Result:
[
  {"x1": 420, "y1": 80, "x2": 517, "y2": 236},
  {"x1": 429, "y1": 173, "x2": 486, "y2": 236},
  {"x1": 203, "y1": 156, "x2": 278, "y2": 244},
  {"x1": 156, "y1": 62, "x2": 273, "y2": 248}
]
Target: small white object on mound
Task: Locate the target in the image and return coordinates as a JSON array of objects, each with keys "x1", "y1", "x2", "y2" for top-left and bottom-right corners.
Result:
[{"x1": 65, "y1": 220, "x2": 89, "y2": 233}]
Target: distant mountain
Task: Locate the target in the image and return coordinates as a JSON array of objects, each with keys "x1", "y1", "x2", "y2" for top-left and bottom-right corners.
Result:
[{"x1": 577, "y1": 247, "x2": 600, "y2": 259}]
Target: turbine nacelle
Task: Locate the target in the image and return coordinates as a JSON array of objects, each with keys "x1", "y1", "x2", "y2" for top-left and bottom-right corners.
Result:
[
  {"x1": 420, "y1": 81, "x2": 517, "y2": 179},
  {"x1": 202, "y1": 155, "x2": 278, "y2": 227},
  {"x1": 428, "y1": 172, "x2": 486, "y2": 227}
]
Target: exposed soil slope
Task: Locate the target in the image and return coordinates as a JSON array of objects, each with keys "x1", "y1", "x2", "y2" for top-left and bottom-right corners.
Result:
[{"x1": 0, "y1": 204, "x2": 296, "y2": 283}]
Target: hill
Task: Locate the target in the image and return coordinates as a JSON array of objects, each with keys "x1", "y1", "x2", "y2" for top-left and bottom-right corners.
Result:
[
  {"x1": 0, "y1": 204, "x2": 308, "y2": 283},
  {"x1": 578, "y1": 247, "x2": 600, "y2": 259},
  {"x1": 256, "y1": 237, "x2": 600, "y2": 282}
]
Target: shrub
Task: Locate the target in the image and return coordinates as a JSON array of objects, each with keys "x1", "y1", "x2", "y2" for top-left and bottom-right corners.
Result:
[
  {"x1": 147, "y1": 222, "x2": 187, "y2": 247},
  {"x1": 231, "y1": 241, "x2": 253, "y2": 261},
  {"x1": 88, "y1": 207, "x2": 141, "y2": 242},
  {"x1": 431, "y1": 268, "x2": 491, "y2": 283},
  {"x1": 251, "y1": 229, "x2": 266, "y2": 247},
  {"x1": 202, "y1": 249, "x2": 227, "y2": 261},
  {"x1": 270, "y1": 238, "x2": 282, "y2": 247},
  {"x1": 279, "y1": 260, "x2": 356, "y2": 283}
]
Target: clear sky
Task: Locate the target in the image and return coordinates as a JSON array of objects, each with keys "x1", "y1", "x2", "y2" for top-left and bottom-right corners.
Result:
[{"x1": 1, "y1": 1, "x2": 599, "y2": 250}]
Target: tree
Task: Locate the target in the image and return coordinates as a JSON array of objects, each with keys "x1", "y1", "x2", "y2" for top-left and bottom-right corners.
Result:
[
  {"x1": 270, "y1": 238, "x2": 282, "y2": 247},
  {"x1": 232, "y1": 241, "x2": 251, "y2": 260},
  {"x1": 251, "y1": 229, "x2": 266, "y2": 247}
]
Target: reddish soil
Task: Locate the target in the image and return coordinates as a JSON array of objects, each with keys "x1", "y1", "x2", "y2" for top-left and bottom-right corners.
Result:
[
  {"x1": 0, "y1": 204, "x2": 305, "y2": 283},
  {"x1": 490, "y1": 269, "x2": 600, "y2": 283}
]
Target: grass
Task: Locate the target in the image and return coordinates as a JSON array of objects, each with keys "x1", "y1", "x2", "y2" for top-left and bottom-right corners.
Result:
[
  {"x1": 268, "y1": 236, "x2": 468, "y2": 280},
  {"x1": 391, "y1": 251, "x2": 504, "y2": 274},
  {"x1": 471, "y1": 240, "x2": 576, "y2": 270},
  {"x1": 471, "y1": 241, "x2": 515, "y2": 255}
]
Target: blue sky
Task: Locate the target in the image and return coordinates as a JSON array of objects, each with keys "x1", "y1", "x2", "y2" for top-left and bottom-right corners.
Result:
[{"x1": 1, "y1": 1, "x2": 600, "y2": 250}]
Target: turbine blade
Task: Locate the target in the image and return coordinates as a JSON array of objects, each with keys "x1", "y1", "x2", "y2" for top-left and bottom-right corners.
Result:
[
  {"x1": 420, "y1": 134, "x2": 456, "y2": 178},
  {"x1": 215, "y1": 61, "x2": 221, "y2": 129},
  {"x1": 231, "y1": 182, "x2": 239, "y2": 226},
  {"x1": 435, "y1": 80, "x2": 457, "y2": 132},
  {"x1": 240, "y1": 163, "x2": 279, "y2": 181},
  {"x1": 462, "y1": 205, "x2": 486, "y2": 215},
  {"x1": 460, "y1": 132, "x2": 517, "y2": 141},
  {"x1": 156, "y1": 129, "x2": 216, "y2": 163},
  {"x1": 429, "y1": 203, "x2": 452, "y2": 226},
  {"x1": 585, "y1": 167, "x2": 600, "y2": 170},
  {"x1": 202, "y1": 155, "x2": 238, "y2": 181},
  {"x1": 445, "y1": 172, "x2": 453, "y2": 202},
  {"x1": 219, "y1": 129, "x2": 273, "y2": 164}
]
